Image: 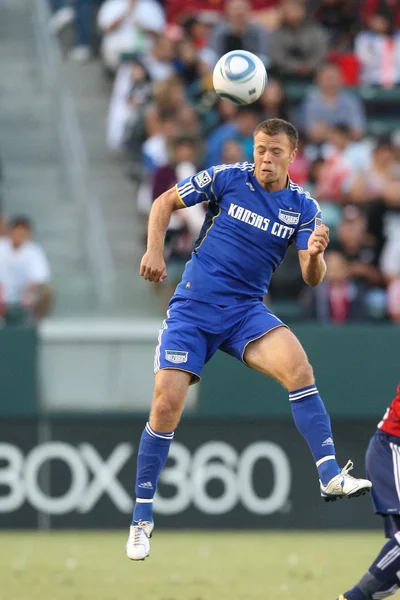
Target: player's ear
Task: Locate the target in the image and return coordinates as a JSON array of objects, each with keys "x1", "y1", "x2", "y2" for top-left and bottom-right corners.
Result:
[{"x1": 289, "y1": 148, "x2": 297, "y2": 164}]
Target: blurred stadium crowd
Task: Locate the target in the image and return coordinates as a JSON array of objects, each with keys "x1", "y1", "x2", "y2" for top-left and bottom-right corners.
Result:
[{"x1": 49, "y1": 0, "x2": 400, "y2": 324}]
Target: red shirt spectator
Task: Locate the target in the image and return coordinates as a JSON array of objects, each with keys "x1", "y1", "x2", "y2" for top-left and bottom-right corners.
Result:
[
  {"x1": 362, "y1": 0, "x2": 400, "y2": 30},
  {"x1": 167, "y1": 0, "x2": 279, "y2": 24}
]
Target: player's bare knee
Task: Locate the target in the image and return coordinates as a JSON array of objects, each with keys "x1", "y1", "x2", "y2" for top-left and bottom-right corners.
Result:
[
  {"x1": 285, "y1": 360, "x2": 314, "y2": 391},
  {"x1": 151, "y1": 391, "x2": 183, "y2": 430}
]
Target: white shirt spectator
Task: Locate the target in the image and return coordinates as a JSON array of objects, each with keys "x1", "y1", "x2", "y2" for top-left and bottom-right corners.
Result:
[
  {"x1": 355, "y1": 31, "x2": 400, "y2": 87},
  {"x1": 98, "y1": 0, "x2": 166, "y2": 71},
  {"x1": 0, "y1": 238, "x2": 51, "y2": 304}
]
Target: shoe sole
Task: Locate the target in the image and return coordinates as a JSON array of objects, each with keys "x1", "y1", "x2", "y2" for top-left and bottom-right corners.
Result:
[
  {"x1": 127, "y1": 553, "x2": 150, "y2": 562},
  {"x1": 322, "y1": 486, "x2": 371, "y2": 503}
]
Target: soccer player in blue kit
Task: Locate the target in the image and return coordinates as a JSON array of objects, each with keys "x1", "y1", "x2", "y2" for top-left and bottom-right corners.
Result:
[{"x1": 126, "y1": 118, "x2": 372, "y2": 561}]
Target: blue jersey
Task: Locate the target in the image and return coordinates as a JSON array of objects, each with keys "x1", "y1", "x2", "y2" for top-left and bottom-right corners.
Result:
[{"x1": 174, "y1": 162, "x2": 321, "y2": 305}]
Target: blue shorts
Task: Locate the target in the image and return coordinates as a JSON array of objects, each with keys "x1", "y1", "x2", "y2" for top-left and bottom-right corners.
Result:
[
  {"x1": 154, "y1": 296, "x2": 286, "y2": 384},
  {"x1": 366, "y1": 430, "x2": 400, "y2": 537}
]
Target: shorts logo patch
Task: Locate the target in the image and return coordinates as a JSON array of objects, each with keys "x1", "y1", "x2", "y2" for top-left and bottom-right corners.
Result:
[
  {"x1": 314, "y1": 217, "x2": 322, "y2": 230},
  {"x1": 165, "y1": 350, "x2": 188, "y2": 364},
  {"x1": 195, "y1": 170, "x2": 211, "y2": 188},
  {"x1": 278, "y1": 209, "x2": 300, "y2": 225}
]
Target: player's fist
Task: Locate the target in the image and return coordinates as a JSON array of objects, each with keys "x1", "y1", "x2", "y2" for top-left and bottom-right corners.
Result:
[
  {"x1": 140, "y1": 250, "x2": 167, "y2": 282},
  {"x1": 307, "y1": 224, "x2": 329, "y2": 257}
]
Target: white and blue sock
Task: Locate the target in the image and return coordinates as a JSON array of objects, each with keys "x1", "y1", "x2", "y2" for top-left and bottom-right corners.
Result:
[
  {"x1": 289, "y1": 384, "x2": 340, "y2": 485},
  {"x1": 132, "y1": 422, "x2": 174, "y2": 524},
  {"x1": 345, "y1": 534, "x2": 400, "y2": 599}
]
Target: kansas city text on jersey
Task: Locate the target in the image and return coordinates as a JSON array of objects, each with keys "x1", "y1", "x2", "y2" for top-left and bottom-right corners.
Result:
[{"x1": 175, "y1": 162, "x2": 321, "y2": 304}]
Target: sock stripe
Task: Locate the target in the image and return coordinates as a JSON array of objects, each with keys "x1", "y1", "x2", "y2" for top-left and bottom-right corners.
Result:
[
  {"x1": 135, "y1": 498, "x2": 154, "y2": 504},
  {"x1": 316, "y1": 455, "x2": 336, "y2": 467},
  {"x1": 289, "y1": 385, "x2": 318, "y2": 396},
  {"x1": 390, "y1": 443, "x2": 400, "y2": 504},
  {"x1": 373, "y1": 584, "x2": 398, "y2": 598},
  {"x1": 289, "y1": 388, "x2": 318, "y2": 401},
  {"x1": 377, "y1": 547, "x2": 400, "y2": 570},
  {"x1": 145, "y1": 422, "x2": 174, "y2": 440}
]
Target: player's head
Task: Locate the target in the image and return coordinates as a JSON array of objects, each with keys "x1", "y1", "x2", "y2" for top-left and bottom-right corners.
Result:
[
  {"x1": 253, "y1": 118, "x2": 298, "y2": 191},
  {"x1": 8, "y1": 216, "x2": 32, "y2": 248}
]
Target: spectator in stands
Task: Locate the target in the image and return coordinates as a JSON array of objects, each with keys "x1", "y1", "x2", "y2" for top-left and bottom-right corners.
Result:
[
  {"x1": 0, "y1": 217, "x2": 53, "y2": 323},
  {"x1": 205, "y1": 104, "x2": 261, "y2": 166},
  {"x1": 334, "y1": 205, "x2": 385, "y2": 317},
  {"x1": 49, "y1": 0, "x2": 97, "y2": 62},
  {"x1": 314, "y1": 0, "x2": 359, "y2": 51},
  {"x1": 144, "y1": 76, "x2": 199, "y2": 141},
  {"x1": 166, "y1": 0, "x2": 280, "y2": 29},
  {"x1": 348, "y1": 136, "x2": 398, "y2": 208},
  {"x1": 221, "y1": 139, "x2": 245, "y2": 163},
  {"x1": 181, "y1": 15, "x2": 212, "y2": 51},
  {"x1": 106, "y1": 58, "x2": 151, "y2": 151},
  {"x1": 354, "y1": 9, "x2": 400, "y2": 87},
  {"x1": 302, "y1": 250, "x2": 366, "y2": 323},
  {"x1": 348, "y1": 137, "x2": 400, "y2": 269},
  {"x1": 108, "y1": 36, "x2": 179, "y2": 152},
  {"x1": 202, "y1": 0, "x2": 270, "y2": 69},
  {"x1": 288, "y1": 132, "x2": 311, "y2": 187},
  {"x1": 314, "y1": 125, "x2": 356, "y2": 205},
  {"x1": 361, "y1": 0, "x2": 400, "y2": 31},
  {"x1": 387, "y1": 278, "x2": 400, "y2": 323},
  {"x1": 258, "y1": 79, "x2": 291, "y2": 122},
  {"x1": 175, "y1": 37, "x2": 205, "y2": 87},
  {"x1": 302, "y1": 62, "x2": 366, "y2": 143},
  {"x1": 142, "y1": 114, "x2": 179, "y2": 173},
  {"x1": 150, "y1": 136, "x2": 205, "y2": 309},
  {"x1": 97, "y1": 0, "x2": 166, "y2": 74},
  {"x1": 269, "y1": 0, "x2": 328, "y2": 83}
]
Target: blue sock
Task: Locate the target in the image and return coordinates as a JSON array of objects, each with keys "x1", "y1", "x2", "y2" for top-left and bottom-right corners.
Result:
[
  {"x1": 345, "y1": 534, "x2": 400, "y2": 599},
  {"x1": 289, "y1": 385, "x2": 340, "y2": 485},
  {"x1": 132, "y1": 422, "x2": 174, "y2": 524}
]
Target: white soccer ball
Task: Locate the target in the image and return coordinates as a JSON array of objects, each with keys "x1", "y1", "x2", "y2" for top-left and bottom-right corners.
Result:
[{"x1": 212, "y1": 50, "x2": 267, "y2": 106}]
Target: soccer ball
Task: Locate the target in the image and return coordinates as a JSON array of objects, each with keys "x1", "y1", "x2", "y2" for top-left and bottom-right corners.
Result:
[{"x1": 212, "y1": 50, "x2": 267, "y2": 106}]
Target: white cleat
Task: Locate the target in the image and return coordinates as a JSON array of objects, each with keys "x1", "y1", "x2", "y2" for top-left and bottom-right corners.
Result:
[
  {"x1": 320, "y1": 460, "x2": 372, "y2": 502},
  {"x1": 126, "y1": 521, "x2": 154, "y2": 561}
]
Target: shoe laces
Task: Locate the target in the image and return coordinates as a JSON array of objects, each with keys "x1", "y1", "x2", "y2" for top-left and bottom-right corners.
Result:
[
  {"x1": 341, "y1": 460, "x2": 354, "y2": 477},
  {"x1": 133, "y1": 526, "x2": 144, "y2": 545},
  {"x1": 132, "y1": 521, "x2": 150, "y2": 545}
]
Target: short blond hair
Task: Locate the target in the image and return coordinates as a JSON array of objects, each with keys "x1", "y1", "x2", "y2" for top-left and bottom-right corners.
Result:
[{"x1": 254, "y1": 118, "x2": 298, "y2": 149}]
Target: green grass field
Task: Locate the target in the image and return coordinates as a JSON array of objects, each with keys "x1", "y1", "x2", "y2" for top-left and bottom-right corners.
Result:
[{"x1": 0, "y1": 531, "x2": 384, "y2": 600}]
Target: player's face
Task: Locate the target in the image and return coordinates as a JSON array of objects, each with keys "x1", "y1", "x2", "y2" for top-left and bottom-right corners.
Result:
[{"x1": 253, "y1": 131, "x2": 297, "y2": 191}]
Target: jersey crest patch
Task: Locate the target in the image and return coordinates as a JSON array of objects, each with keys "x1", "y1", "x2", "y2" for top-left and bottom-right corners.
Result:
[
  {"x1": 278, "y1": 209, "x2": 300, "y2": 225},
  {"x1": 195, "y1": 170, "x2": 212, "y2": 188},
  {"x1": 165, "y1": 350, "x2": 188, "y2": 364}
]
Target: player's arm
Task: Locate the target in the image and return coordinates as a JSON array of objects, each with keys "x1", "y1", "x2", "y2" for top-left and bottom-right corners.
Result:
[
  {"x1": 140, "y1": 186, "x2": 184, "y2": 283},
  {"x1": 298, "y1": 224, "x2": 329, "y2": 287}
]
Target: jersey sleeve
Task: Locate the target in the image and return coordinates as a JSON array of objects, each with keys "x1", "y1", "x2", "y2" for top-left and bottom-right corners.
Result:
[
  {"x1": 175, "y1": 167, "x2": 224, "y2": 208},
  {"x1": 295, "y1": 195, "x2": 322, "y2": 250}
]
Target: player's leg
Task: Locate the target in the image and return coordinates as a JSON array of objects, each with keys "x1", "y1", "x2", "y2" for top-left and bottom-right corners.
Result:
[
  {"x1": 243, "y1": 326, "x2": 340, "y2": 484},
  {"x1": 242, "y1": 325, "x2": 371, "y2": 499},
  {"x1": 127, "y1": 298, "x2": 212, "y2": 560},
  {"x1": 335, "y1": 433, "x2": 400, "y2": 597},
  {"x1": 126, "y1": 369, "x2": 191, "y2": 561},
  {"x1": 336, "y1": 527, "x2": 400, "y2": 599},
  {"x1": 365, "y1": 431, "x2": 400, "y2": 535}
]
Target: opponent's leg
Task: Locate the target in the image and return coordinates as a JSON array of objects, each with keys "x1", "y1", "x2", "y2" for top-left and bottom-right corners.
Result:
[
  {"x1": 244, "y1": 326, "x2": 371, "y2": 499},
  {"x1": 127, "y1": 369, "x2": 191, "y2": 560},
  {"x1": 336, "y1": 532, "x2": 400, "y2": 599}
]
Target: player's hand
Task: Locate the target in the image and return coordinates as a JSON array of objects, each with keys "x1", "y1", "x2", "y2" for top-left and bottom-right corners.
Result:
[
  {"x1": 140, "y1": 250, "x2": 167, "y2": 282},
  {"x1": 307, "y1": 224, "x2": 329, "y2": 257}
]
